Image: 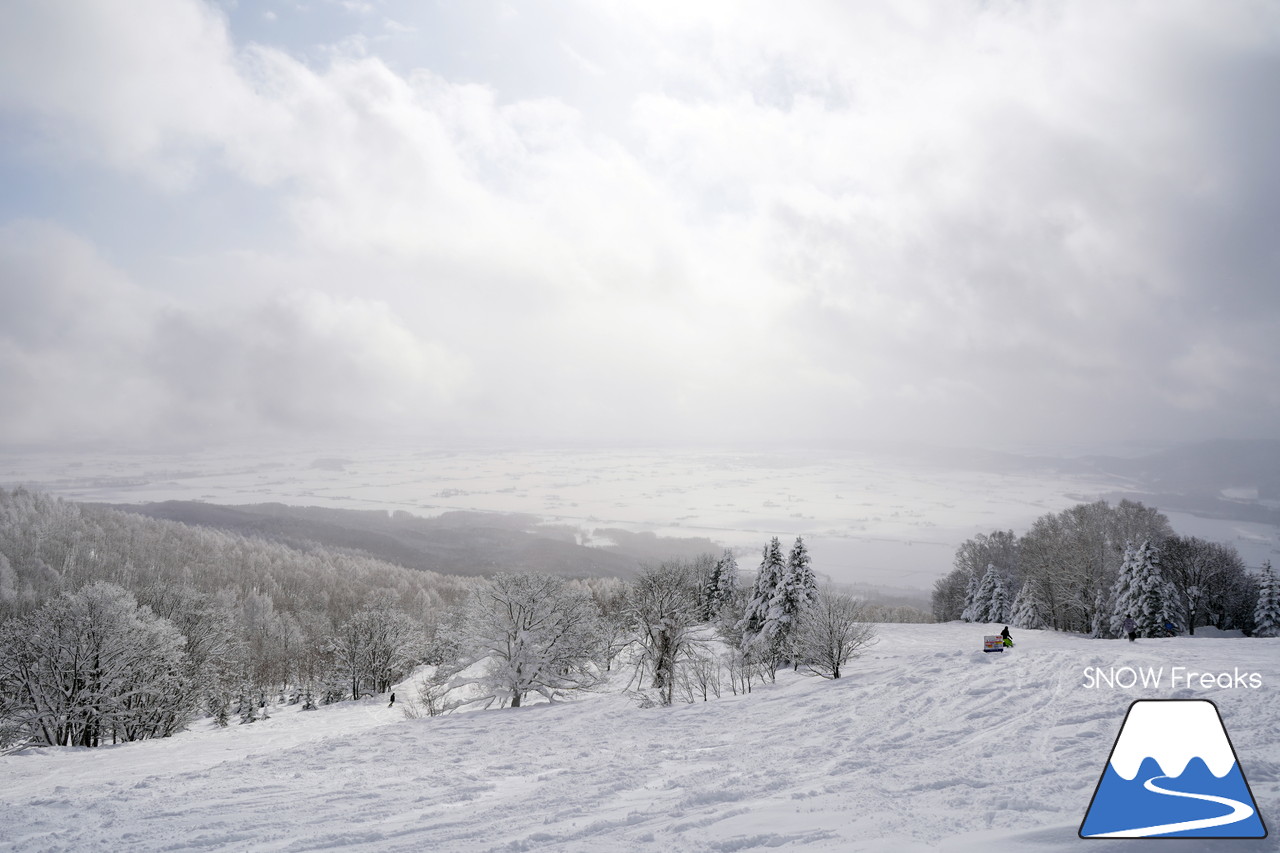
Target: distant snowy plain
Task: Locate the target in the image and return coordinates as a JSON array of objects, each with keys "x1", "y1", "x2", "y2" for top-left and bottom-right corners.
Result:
[
  {"x1": 11, "y1": 444, "x2": 1275, "y2": 590},
  {"x1": 2, "y1": 624, "x2": 1276, "y2": 852}
]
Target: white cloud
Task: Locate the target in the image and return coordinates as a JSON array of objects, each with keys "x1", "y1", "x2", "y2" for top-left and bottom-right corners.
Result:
[
  {"x1": 0, "y1": 222, "x2": 469, "y2": 446},
  {"x1": 0, "y1": 222, "x2": 164, "y2": 444},
  {"x1": 0, "y1": 0, "x2": 253, "y2": 188},
  {"x1": 1, "y1": 0, "x2": 1279, "y2": 447},
  {"x1": 151, "y1": 289, "x2": 471, "y2": 434}
]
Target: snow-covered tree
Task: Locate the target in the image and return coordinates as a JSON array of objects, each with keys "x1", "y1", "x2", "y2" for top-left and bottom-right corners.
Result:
[
  {"x1": 330, "y1": 613, "x2": 374, "y2": 701},
  {"x1": 0, "y1": 583, "x2": 194, "y2": 747},
  {"x1": 359, "y1": 601, "x2": 422, "y2": 695},
  {"x1": 238, "y1": 684, "x2": 257, "y2": 725},
  {"x1": 0, "y1": 553, "x2": 17, "y2": 608},
  {"x1": 445, "y1": 572, "x2": 603, "y2": 710},
  {"x1": 1110, "y1": 541, "x2": 1141, "y2": 637},
  {"x1": 794, "y1": 589, "x2": 877, "y2": 679},
  {"x1": 1254, "y1": 561, "x2": 1280, "y2": 638},
  {"x1": 934, "y1": 529, "x2": 1019, "y2": 622},
  {"x1": 1010, "y1": 579, "x2": 1046, "y2": 629},
  {"x1": 768, "y1": 537, "x2": 819, "y2": 663},
  {"x1": 701, "y1": 549, "x2": 739, "y2": 622},
  {"x1": 1112, "y1": 540, "x2": 1173, "y2": 638},
  {"x1": 590, "y1": 584, "x2": 632, "y2": 673},
  {"x1": 328, "y1": 599, "x2": 423, "y2": 701},
  {"x1": 138, "y1": 583, "x2": 244, "y2": 726},
  {"x1": 969, "y1": 564, "x2": 1001, "y2": 623},
  {"x1": 1135, "y1": 541, "x2": 1177, "y2": 635},
  {"x1": 786, "y1": 537, "x2": 819, "y2": 604},
  {"x1": 737, "y1": 538, "x2": 787, "y2": 659},
  {"x1": 987, "y1": 569, "x2": 1010, "y2": 624},
  {"x1": 1089, "y1": 590, "x2": 1110, "y2": 638},
  {"x1": 715, "y1": 550, "x2": 740, "y2": 607},
  {"x1": 626, "y1": 561, "x2": 704, "y2": 706},
  {"x1": 960, "y1": 571, "x2": 979, "y2": 622}
]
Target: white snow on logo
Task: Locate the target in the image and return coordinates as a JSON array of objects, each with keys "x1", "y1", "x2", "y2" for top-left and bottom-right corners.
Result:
[{"x1": 1107, "y1": 700, "x2": 1236, "y2": 780}]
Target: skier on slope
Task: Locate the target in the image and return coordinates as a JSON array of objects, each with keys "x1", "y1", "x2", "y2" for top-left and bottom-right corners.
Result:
[
  {"x1": 1000, "y1": 625, "x2": 1013, "y2": 648},
  {"x1": 1124, "y1": 615, "x2": 1137, "y2": 642}
]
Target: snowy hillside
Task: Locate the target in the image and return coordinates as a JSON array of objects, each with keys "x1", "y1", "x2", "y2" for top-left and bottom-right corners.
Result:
[{"x1": 1, "y1": 624, "x2": 1277, "y2": 852}]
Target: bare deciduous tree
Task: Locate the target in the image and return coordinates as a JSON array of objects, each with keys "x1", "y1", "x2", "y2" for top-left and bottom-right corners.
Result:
[
  {"x1": 1161, "y1": 536, "x2": 1247, "y2": 635},
  {"x1": 795, "y1": 589, "x2": 877, "y2": 680}
]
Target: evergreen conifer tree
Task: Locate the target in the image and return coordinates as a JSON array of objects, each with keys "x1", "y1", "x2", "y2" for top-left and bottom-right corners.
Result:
[
  {"x1": 714, "y1": 549, "x2": 739, "y2": 616},
  {"x1": 1090, "y1": 590, "x2": 1110, "y2": 638},
  {"x1": 767, "y1": 537, "x2": 818, "y2": 664},
  {"x1": 970, "y1": 564, "x2": 999, "y2": 623},
  {"x1": 1010, "y1": 580, "x2": 1044, "y2": 629},
  {"x1": 787, "y1": 537, "x2": 819, "y2": 605},
  {"x1": 701, "y1": 559, "x2": 724, "y2": 622},
  {"x1": 1132, "y1": 539, "x2": 1175, "y2": 637},
  {"x1": 210, "y1": 695, "x2": 230, "y2": 727},
  {"x1": 1110, "y1": 541, "x2": 1141, "y2": 637},
  {"x1": 702, "y1": 549, "x2": 740, "y2": 622},
  {"x1": 960, "y1": 571, "x2": 979, "y2": 622},
  {"x1": 737, "y1": 538, "x2": 786, "y2": 656},
  {"x1": 238, "y1": 685, "x2": 257, "y2": 724},
  {"x1": 1254, "y1": 561, "x2": 1280, "y2": 638},
  {"x1": 988, "y1": 570, "x2": 1010, "y2": 624}
]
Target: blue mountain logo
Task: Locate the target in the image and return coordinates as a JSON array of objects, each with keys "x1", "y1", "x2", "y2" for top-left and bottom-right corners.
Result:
[{"x1": 1080, "y1": 699, "x2": 1267, "y2": 839}]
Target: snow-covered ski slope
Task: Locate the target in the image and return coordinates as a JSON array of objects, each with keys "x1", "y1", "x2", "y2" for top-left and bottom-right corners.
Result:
[{"x1": 2, "y1": 624, "x2": 1277, "y2": 852}]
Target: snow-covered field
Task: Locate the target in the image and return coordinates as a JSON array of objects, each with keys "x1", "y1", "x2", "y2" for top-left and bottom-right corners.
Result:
[{"x1": 3, "y1": 623, "x2": 1276, "y2": 852}]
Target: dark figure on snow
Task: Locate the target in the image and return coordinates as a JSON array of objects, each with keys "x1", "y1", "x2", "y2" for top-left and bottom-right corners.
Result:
[
  {"x1": 388, "y1": 692, "x2": 395, "y2": 708},
  {"x1": 1163, "y1": 621, "x2": 1176, "y2": 637},
  {"x1": 1124, "y1": 616, "x2": 1137, "y2": 642},
  {"x1": 1000, "y1": 626, "x2": 1012, "y2": 647}
]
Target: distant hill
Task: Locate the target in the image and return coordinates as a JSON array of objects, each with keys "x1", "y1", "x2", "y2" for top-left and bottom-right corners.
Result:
[
  {"x1": 1072, "y1": 439, "x2": 1280, "y2": 529},
  {"x1": 102, "y1": 501, "x2": 723, "y2": 580},
  {"x1": 1084, "y1": 439, "x2": 1280, "y2": 497}
]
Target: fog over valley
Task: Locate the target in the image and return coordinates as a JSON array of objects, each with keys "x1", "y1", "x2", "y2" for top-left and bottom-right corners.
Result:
[{"x1": 4, "y1": 440, "x2": 1279, "y2": 597}]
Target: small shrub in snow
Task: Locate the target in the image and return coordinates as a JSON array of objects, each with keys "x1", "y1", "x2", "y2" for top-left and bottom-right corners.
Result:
[{"x1": 794, "y1": 589, "x2": 877, "y2": 679}]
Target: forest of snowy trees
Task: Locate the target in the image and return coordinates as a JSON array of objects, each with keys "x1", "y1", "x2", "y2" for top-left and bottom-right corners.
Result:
[
  {"x1": 414, "y1": 536, "x2": 878, "y2": 715},
  {"x1": 0, "y1": 487, "x2": 482, "y2": 748},
  {"x1": 931, "y1": 499, "x2": 1268, "y2": 637},
  {"x1": 0, "y1": 488, "x2": 880, "y2": 749},
  {"x1": 25, "y1": 484, "x2": 1273, "y2": 753}
]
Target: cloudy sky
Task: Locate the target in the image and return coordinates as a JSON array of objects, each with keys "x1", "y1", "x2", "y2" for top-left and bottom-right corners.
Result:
[{"x1": 1, "y1": 0, "x2": 1278, "y2": 451}]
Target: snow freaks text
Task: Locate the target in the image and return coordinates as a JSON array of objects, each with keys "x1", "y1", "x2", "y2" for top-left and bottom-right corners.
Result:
[{"x1": 1082, "y1": 666, "x2": 1264, "y2": 690}]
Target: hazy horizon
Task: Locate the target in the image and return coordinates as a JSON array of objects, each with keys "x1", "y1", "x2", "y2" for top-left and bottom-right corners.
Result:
[{"x1": 6, "y1": 439, "x2": 1280, "y2": 590}]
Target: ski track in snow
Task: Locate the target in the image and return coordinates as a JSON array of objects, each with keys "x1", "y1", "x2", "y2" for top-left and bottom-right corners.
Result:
[
  {"x1": 1, "y1": 625, "x2": 1277, "y2": 852},
  {"x1": 1084, "y1": 775, "x2": 1255, "y2": 838}
]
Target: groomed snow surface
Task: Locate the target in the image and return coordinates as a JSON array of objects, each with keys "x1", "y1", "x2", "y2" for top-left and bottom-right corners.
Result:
[{"x1": 2, "y1": 624, "x2": 1277, "y2": 852}]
